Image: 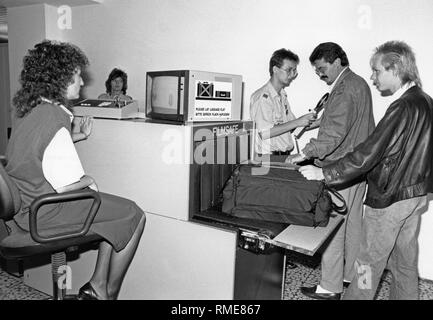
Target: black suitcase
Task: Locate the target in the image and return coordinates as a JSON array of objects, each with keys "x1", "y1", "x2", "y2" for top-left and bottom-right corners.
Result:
[{"x1": 221, "y1": 164, "x2": 346, "y2": 227}]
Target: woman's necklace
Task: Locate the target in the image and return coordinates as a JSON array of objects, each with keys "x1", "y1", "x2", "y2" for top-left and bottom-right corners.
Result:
[{"x1": 40, "y1": 96, "x2": 60, "y2": 105}]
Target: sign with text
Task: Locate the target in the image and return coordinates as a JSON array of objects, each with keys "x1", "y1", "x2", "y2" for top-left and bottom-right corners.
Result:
[{"x1": 194, "y1": 80, "x2": 232, "y2": 121}]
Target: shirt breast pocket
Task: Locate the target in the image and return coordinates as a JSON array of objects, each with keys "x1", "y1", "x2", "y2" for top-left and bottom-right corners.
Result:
[{"x1": 274, "y1": 110, "x2": 284, "y2": 124}]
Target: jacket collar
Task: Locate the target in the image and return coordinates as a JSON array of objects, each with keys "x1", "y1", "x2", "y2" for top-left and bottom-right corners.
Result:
[
  {"x1": 329, "y1": 67, "x2": 349, "y2": 93},
  {"x1": 331, "y1": 67, "x2": 351, "y2": 91},
  {"x1": 392, "y1": 82, "x2": 416, "y2": 103},
  {"x1": 327, "y1": 68, "x2": 352, "y2": 101}
]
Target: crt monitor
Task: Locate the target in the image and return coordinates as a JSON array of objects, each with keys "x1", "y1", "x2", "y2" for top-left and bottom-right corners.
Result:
[
  {"x1": 146, "y1": 70, "x2": 243, "y2": 123},
  {"x1": 148, "y1": 75, "x2": 182, "y2": 117}
]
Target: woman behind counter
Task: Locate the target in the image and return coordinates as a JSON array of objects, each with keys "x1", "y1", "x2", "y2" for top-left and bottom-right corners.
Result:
[
  {"x1": 98, "y1": 68, "x2": 133, "y2": 102},
  {"x1": 6, "y1": 40, "x2": 146, "y2": 300}
]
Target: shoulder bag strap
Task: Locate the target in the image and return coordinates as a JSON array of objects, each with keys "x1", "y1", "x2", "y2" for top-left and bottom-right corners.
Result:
[{"x1": 325, "y1": 186, "x2": 347, "y2": 215}]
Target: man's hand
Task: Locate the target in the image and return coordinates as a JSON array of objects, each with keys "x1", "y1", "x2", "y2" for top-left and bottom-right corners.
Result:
[
  {"x1": 298, "y1": 165, "x2": 325, "y2": 181},
  {"x1": 285, "y1": 153, "x2": 306, "y2": 164},
  {"x1": 296, "y1": 112, "x2": 317, "y2": 127}
]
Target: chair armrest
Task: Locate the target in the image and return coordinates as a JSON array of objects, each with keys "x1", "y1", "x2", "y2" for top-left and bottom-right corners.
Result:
[{"x1": 29, "y1": 189, "x2": 101, "y2": 243}]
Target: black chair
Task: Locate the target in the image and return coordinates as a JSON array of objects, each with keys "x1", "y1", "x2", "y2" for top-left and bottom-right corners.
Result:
[{"x1": 0, "y1": 158, "x2": 103, "y2": 300}]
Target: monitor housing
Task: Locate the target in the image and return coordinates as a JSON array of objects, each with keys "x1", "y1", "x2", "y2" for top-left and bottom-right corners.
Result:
[{"x1": 146, "y1": 70, "x2": 243, "y2": 123}]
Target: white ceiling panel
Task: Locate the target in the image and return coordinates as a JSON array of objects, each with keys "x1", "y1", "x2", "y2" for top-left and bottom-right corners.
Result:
[{"x1": 1, "y1": 0, "x2": 103, "y2": 8}]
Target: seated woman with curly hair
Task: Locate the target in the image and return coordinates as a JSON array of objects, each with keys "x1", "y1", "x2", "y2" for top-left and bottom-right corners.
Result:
[
  {"x1": 98, "y1": 68, "x2": 133, "y2": 102},
  {"x1": 5, "y1": 40, "x2": 146, "y2": 300}
]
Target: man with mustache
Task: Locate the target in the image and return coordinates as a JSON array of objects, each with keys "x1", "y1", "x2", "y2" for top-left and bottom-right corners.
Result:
[
  {"x1": 299, "y1": 40, "x2": 433, "y2": 300},
  {"x1": 287, "y1": 42, "x2": 375, "y2": 300}
]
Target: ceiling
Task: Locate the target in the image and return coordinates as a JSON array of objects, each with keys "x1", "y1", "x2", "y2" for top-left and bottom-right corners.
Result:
[
  {"x1": 0, "y1": 0, "x2": 103, "y2": 42},
  {"x1": 1, "y1": 0, "x2": 103, "y2": 7}
]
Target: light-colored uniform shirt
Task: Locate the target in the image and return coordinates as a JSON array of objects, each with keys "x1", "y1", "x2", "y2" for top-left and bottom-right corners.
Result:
[
  {"x1": 41, "y1": 101, "x2": 85, "y2": 192},
  {"x1": 250, "y1": 81, "x2": 296, "y2": 154}
]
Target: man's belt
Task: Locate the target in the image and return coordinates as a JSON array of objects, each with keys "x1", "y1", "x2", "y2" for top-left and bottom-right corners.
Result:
[{"x1": 272, "y1": 150, "x2": 291, "y2": 155}]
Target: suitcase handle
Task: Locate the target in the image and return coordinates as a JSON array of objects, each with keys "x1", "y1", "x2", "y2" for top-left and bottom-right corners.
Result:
[{"x1": 326, "y1": 187, "x2": 347, "y2": 215}]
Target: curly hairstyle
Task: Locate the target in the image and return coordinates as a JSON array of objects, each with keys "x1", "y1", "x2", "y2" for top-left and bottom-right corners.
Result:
[
  {"x1": 13, "y1": 40, "x2": 89, "y2": 118},
  {"x1": 105, "y1": 68, "x2": 128, "y2": 95}
]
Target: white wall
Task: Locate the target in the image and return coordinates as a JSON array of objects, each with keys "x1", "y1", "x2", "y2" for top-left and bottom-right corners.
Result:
[
  {"x1": 7, "y1": 0, "x2": 433, "y2": 279},
  {"x1": 52, "y1": 0, "x2": 433, "y2": 118},
  {"x1": 7, "y1": 3, "x2": 66, "y2": 125},
  {"x1": 8, "y1": 4, "x2": 46, "y2": 123}
]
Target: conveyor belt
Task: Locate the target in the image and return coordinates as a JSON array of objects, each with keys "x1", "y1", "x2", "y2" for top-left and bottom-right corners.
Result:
[{"x1": 193, "y1": 208, "x2": 289, "y2": 239}]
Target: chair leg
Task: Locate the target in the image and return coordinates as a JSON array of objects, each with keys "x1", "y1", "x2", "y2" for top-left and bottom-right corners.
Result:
[
  {"x1": 51, "y1": 252, "x2": 67, "y2": 300},
  {"x1": 18, "y1": 260, "x2": 24, "y2": 277},
  {"x1": 0, "y1": 257, "x2": 24, "y2": 278}
]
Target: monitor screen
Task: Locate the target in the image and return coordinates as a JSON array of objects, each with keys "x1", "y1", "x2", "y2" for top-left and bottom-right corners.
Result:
[{"x1": 146, "y1": 75, "x2": 184, "y2": 119}]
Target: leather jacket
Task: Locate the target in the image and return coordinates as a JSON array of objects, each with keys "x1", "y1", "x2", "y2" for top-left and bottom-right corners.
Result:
[{"x1": 323, "y1": 86, "x2": 433, "y2": 208}]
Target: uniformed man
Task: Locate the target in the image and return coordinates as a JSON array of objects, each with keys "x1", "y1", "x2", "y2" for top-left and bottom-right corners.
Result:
[{"x1": 250, "y1": 48, "x2": 316, "y2": 160}]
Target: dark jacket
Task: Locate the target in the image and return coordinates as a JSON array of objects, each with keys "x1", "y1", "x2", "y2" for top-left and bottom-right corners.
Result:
[
  {"x1": 323, "y1": 86, "x2": 433, "y2": 209},
  {"x1": 303, "y1": 68, "x2": 375, "y2": 166}
]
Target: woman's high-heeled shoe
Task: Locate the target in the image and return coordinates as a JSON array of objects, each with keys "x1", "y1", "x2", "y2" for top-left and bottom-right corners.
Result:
[{"x1": 77, "y1": 282, "x2": 100, "y2": 300}]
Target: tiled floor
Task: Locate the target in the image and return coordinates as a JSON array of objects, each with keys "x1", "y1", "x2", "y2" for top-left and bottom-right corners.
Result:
[
  {"x1": 1, "y1": 252, "x2": 433, "y2": 300},
  {"x1": 0, "y1": 268, "x2": 49, "y2": 300},
  {"x1": 283, "y1": 251, "x2": 433, "y2": 300}
]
